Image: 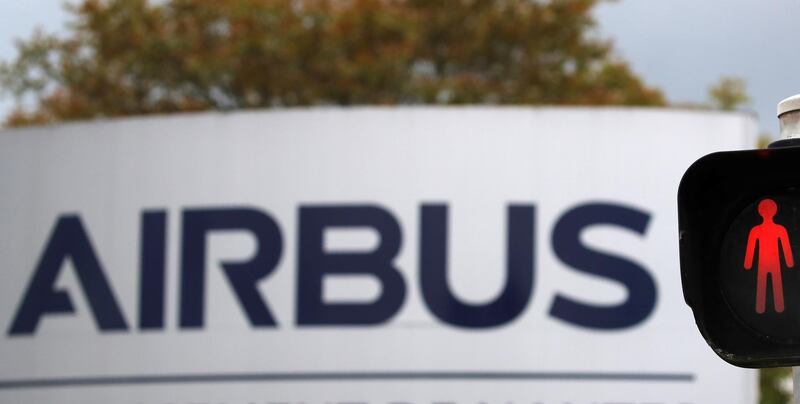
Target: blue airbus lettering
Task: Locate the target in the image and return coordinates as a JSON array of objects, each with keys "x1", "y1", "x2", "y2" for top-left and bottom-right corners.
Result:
[{"x1": 7, "y1": 202, "x2": 656, "y2": 336}]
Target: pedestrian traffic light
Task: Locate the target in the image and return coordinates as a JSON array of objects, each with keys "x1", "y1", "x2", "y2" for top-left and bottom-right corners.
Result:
[{"x1": 679, "y1": 94, "x2": 800, "y2": 368}]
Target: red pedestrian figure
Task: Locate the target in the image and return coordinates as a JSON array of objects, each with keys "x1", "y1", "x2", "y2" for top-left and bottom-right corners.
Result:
[{"x1": 744, "y1": 198, "x2": 794, "y2": 313}]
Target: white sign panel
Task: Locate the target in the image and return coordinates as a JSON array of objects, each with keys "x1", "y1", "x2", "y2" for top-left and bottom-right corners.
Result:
[{"x1": 0, "y1": 108, "x2": 757, "y2": 404}]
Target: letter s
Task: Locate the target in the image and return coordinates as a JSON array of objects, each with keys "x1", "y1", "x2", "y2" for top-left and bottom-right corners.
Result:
[{"x1": 549, "y1": 202, "x2": 656, "y2": 330}]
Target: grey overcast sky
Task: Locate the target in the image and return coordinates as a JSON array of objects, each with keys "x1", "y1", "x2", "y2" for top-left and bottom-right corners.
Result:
[
  {"x1": 595, "y1": 0, "x2": 800, "y2": 138},
  {"x1": 1, "y1": 0, "x2": 798, "y2": 137}
]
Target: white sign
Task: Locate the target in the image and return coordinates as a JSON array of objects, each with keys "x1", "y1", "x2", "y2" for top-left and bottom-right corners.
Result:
[{"x1": 0, "y1": 108, "x2": 758, "y2": 404}]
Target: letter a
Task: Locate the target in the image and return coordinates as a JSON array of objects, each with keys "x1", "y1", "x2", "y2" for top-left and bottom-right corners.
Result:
[{"x1": 8, "y1": 215, "x2": 128, "y2": 335}]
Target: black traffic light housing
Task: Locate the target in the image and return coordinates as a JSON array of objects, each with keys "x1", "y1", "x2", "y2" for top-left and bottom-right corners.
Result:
[{"x1": 679, "y1": 143, "x2": 800, "y2": 368}]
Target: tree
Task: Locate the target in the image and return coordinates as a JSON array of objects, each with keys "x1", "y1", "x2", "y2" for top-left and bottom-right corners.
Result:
[
  {"x1": 761, "y1": 367, "x2": 792, "y2": 404},
  {"x1": 0, "y1": 0, "x2": 665, "y2": 127},
  {"x1": 709, "y1": 76, "x2": 749, "y2": 111}
]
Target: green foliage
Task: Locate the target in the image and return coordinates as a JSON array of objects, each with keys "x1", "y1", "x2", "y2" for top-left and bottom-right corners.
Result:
[
  {"x1": 760, "y1": 367, "x2": 791, "y2": 404},
  {"x1": 0, "y1": 0, "x2": 664, "y2": 127},
  {"x1": 757, "y1": 133, "x2": 772, "y2": 149},
  {"x1": 709, "y1": 76, "x2": 749, "y2": 111}
]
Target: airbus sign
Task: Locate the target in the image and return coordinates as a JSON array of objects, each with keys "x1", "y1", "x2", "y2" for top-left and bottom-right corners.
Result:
[{"x1": 0, "y1": 108, "x2": 757, "y2": 404}]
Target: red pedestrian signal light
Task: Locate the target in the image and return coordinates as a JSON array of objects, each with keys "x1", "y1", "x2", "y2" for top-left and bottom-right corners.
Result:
[
  {"x1": 679, "y1": 145, "x2": 800, "y2": 367},
  {"x1": 741, "y1": 198, "x2": 793, "y2": 314}
]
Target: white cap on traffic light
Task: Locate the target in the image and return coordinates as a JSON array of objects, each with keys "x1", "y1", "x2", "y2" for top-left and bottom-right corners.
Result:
[
  {"x1": 778, "y1": 94, "x2": 800, "y2": 140},
  {"x1": 778, "y1": 94, "x2": 800, "y2": 117}
]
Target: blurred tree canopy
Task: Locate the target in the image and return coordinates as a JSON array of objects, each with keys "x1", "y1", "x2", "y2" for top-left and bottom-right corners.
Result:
[
  {"x1": 0, "y1": 0, "x2": 665, "y2": 127},
  {"x1": 709, "y1": 76, "x2": 749, "y2": 111},
  {"x1": 761, "y1": 367, "x2": 792, "y2": 404}
]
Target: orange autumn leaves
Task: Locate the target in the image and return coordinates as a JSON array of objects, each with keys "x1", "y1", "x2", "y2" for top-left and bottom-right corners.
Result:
[{"x1": 0, "y1": 0, "x2": 664, "y2": 127}]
